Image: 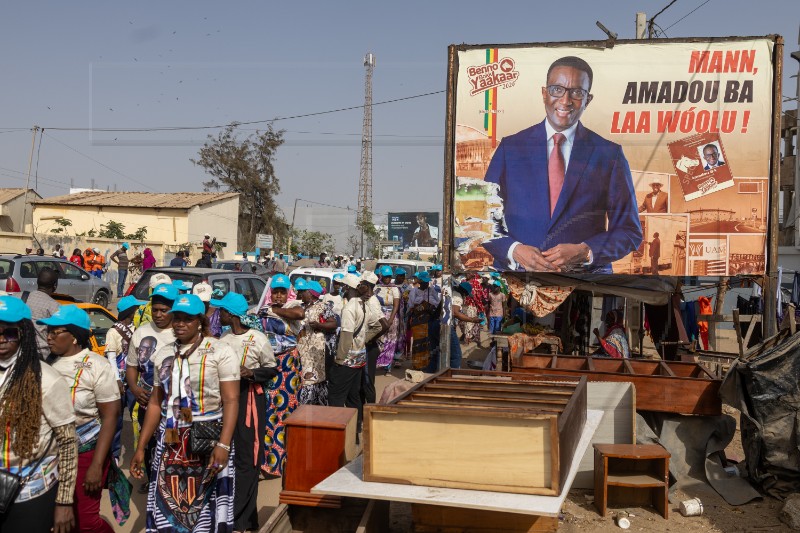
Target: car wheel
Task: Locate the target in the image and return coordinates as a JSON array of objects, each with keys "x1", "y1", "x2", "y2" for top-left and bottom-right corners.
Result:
[{"x1": 93, "y1": 290, "x2": 109, "y2": 308}]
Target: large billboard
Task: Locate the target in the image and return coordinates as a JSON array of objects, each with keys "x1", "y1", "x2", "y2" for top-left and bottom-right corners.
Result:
[
  {"x1": 388, "y1": 212, "x2": 440, "y2": 251},
  {"x1": 450, "y1": 37, "x2": 778, "y2": 275}
]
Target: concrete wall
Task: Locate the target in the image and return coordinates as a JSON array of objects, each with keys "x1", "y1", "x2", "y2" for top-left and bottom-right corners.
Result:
[
  {"x1": 33, "y1": 204, "x2": 190, "y2": 246},
  {"x1": 0, "y1": 193, "x2": 37, "y2": 233},
  {"x1": 187, "y1": 195, "x2": 239, "y2": 257}
]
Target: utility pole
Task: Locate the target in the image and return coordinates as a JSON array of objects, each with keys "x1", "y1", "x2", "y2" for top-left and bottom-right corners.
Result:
[
  {"x1": 635, "y1": 12, "x2": 647, "y2": 39},
  {"x1": 357, "y1": 52, "x2": 375, "y2": 257},
  {"x1": 287, "y1": 198, "x2": 300, "y2": 255},
  {"x1": 19, "y1": 125, "x2": 39, "y2": 234}
]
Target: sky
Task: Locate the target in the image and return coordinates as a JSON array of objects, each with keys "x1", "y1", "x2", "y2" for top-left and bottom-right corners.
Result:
[{"x1": 0, "y1": 1, "x2": 797, "y2": 227}]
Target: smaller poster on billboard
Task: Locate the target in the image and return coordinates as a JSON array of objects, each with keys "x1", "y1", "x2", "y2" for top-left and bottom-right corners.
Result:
[{"x1": 388, "y1": 212, "x2": 440, "y2": 252}]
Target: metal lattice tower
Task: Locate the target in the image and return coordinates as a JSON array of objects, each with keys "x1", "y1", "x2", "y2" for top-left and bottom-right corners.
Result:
[{"x1": 358, "y1": 52, "x2": 375, "y2": 255}]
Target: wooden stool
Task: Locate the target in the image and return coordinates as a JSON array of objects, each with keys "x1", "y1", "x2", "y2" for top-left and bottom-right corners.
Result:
[{"x1": 593, "y1": 444, "x2": 670, "y2": 519}]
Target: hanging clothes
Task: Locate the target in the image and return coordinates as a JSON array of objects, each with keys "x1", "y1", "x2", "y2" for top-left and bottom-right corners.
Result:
[
  {"x1": 697, "y1": 296, "x2": 713, "y2": 350},
  {"x1": 792, "y1": 272, "x2": 800, "y2": 306}
]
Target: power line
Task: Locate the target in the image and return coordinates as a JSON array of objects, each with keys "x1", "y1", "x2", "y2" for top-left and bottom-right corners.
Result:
[
  {"x1": 663, "y1": 0, "x2": 713, "y2": 31},
  {"x1": 42, "y1": 131, "x2": 159, "y2": 192},
  {"x1": 32, "y1": 90, "x2": 445, "y2": 133}
]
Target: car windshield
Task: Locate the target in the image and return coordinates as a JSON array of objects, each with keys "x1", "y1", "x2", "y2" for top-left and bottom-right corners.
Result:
[
  {"x1": 0, "y1": 260, "x2": 11, "y2": 279},
  {"x1": 216, "y1": 262, "x2": 238, "y2": 270},
  {"x1": 85, "y1": 308, "x2": 115, "y2": 346}
]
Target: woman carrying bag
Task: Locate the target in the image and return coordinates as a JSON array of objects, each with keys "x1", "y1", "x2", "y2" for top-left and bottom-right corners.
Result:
[
  {"x1": 131, "y1": 294, "x2": 240, "y2": 533},
  {"x1": 0, "y1": 296, "x2": 77, "y2": 533},
  {"x1": 40, "y1": 304, "x2": 125, "y2": 532}
]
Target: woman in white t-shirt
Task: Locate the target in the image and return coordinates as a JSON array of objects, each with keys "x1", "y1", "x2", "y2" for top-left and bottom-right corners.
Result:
[
  {"x1": 130, "y1": 294, "x2": 240, "y2": 533},
  {"x1": 40, "y1": 305, "x2": 123, "y2": 532},
  {"x1": 0, "y1": 296, "x2": 77, "y2": 533}
]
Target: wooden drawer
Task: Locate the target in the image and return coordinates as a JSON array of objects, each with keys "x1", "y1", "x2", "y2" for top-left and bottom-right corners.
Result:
[{"x1": 363, "y1": 369, "x2": 587, "y2": 496}]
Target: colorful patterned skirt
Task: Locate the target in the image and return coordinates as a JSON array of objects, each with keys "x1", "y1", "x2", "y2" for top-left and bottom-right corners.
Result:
[
  {"x1": 146, "y1": 423, "x2": 234, "y2": 533},
  {"x1": 263, "y1": 348, "x2": 302, "y2": 477},
  {"x1": 376, "y1": 306, "x2": 399, "y2": 368},
  {"x1": 395, "y1": 307, "x2": 407, "y2": 357}
]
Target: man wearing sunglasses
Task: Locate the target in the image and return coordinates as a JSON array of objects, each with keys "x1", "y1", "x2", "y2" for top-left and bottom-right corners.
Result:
[{"x1": 483, "y1": 55, "x2": 642, "y2": 273}]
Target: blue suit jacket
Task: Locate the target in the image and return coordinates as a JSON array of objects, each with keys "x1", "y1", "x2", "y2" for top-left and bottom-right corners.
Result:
[{"x1": 483, "y1": 120, "x2": 642, "y2": 271}]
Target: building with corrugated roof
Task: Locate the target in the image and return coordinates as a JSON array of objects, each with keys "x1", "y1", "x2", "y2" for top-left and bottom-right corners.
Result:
[
  {"x1": 0, "y1": 188, "x2": 41, "y2": 232},
  {"x1": 32, "y1": 190, "x2": 239, "y2": 253}
]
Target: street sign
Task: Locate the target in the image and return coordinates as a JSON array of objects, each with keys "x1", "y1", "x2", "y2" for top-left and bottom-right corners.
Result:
[{"x1": 256, "y1": 234, "x2": 273, "y2": 249}]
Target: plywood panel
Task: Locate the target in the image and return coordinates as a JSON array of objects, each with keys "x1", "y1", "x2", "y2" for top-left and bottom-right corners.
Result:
[
  {"x1": 368, "y1": 410, "x2": 552, "y2": 494},
  {"x1": 572, "y1": 382, "x2": 636, "y2": 489}
]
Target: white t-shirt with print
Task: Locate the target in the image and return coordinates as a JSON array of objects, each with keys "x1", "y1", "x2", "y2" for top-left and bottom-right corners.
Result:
[
  {"x1": 218, "y1": 329, "x2": 276, "y2": 370},
  {"x1": 50, "y1": 348, "x2": 120, "y2": 426}
]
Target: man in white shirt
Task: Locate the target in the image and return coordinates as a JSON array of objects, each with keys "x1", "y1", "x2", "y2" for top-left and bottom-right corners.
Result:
[
  {"x1": 357, "y1": 271, "x2": 388, "y2": 405},
  {"x1": 327, "y1": 274, "x2": 368, "y2": 430}
]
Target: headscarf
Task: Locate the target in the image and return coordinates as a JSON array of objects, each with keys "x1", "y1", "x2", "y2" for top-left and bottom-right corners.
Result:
[{"x1": 142, "y1": 248, "x2": 156, "y2": 270}]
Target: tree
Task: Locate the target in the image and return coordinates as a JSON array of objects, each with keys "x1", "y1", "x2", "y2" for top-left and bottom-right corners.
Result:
[
  {"x1": 50, "y1": 217, "x2": 72, "y2": 234},
  {"x1": 98, "y1": 220, "x2": 126, "y2": 240},
  {"x1": 293, "y1": 230, "x2": 335, "y2": 257},
  {"x1": 346, "y1": 234, "x2": 360, "y2": 257},
  {"x1": 357, "y1": 215, "x2": 382, "y2": 258},
  {"x1": 193, "y1": 123, "x2": 288, "y2": 251}
]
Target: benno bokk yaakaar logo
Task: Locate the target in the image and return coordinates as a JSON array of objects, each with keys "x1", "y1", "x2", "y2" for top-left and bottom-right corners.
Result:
[{"x1": 467, "y1": 57, "x2": 519, "y2": 96}]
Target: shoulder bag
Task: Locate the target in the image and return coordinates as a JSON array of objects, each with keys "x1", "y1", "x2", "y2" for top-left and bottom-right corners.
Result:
[{"x1": 0, "y1": 434, "x2": 55, "y2": 513}]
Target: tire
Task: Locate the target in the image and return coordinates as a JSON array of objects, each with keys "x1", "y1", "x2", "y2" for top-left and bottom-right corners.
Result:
[{"x1": 93, "y1": 290, "x2": 109, "y2": 308}]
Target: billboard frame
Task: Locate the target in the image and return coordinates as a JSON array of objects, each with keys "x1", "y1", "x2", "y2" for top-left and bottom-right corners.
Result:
[{"x1": 442, "y1": 35, "x2": 783, "y2": 334}]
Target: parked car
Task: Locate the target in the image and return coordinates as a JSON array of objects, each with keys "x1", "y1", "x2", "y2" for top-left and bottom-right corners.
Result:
[
  {"x1": 0, "y1": 254, "x2": 113, "y2": 307},
  {"x1": 213, "y1": 260, "x2": 270, "y2": 280},
  {"x1": 374, "y1": 259, "x2": 434, "y2": 276},
  {"x1": 129, "y1": 267, "x2": 267, "y2": 312},
  {"x1": 288, "y1": 267, "x2": 345, "y2": 294},
  {"x1": 54, "y1": 294, "x2": 117, "y2": 355}
]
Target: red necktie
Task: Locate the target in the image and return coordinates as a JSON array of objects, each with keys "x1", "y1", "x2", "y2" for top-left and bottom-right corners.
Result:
[{"x1": 548, "y1": 133, "x2": 566, "y2": 216}]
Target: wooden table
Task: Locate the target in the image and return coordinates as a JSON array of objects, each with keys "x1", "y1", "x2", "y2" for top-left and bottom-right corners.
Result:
[
  {"x1": 279, "y1": 405, "x2": 358, "y2": 508},
  {"x1": 593, "y1": 444, "x2": 670, "y2": 519}
]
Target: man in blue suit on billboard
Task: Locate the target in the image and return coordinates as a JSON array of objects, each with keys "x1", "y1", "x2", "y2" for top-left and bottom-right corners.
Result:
[{"x1": 482, "y1": 56, "x2": 642, "y2": 273}]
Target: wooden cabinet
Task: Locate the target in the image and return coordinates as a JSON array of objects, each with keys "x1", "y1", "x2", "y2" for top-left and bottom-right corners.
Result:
[
  {"x1": 280, "y1": 405, "x2": 358, "y2": 508},
  {"x1": 593, "y1": 444, "x2": 670, "y2": 519},
  {"x1": 363, "y1": 369, "x2": 587, "y2": 496}
]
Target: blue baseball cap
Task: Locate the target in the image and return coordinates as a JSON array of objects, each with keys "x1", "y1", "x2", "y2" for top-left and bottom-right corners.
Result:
[
  {"x1": 347, "y1": 265, "x2": 357, "y2": 273},
  {"x1": 210, "y1": 292, "x2": 248, "y2": 317},
  {"x1": 172, "y1": 279, "x2": 193, "y2": 291},
  {"x1": 379, "y1": 265, "x2": 393, "y2": 277},
  {"x1": 415, "y1": 271, "x2": 431, "y2": 283},
  {"x1": 456, "y1": 281, "x2": 473, "y2": 296},
  {"x1": 294, "y1": 278, "x2": 310, "y2": 291},
  {"x1": 332, "y1": 272, "x2": 345, "y2": 282},
  {"x1": 169, "y1": 294, "x2": 206, "y2": 316},
  {"x1": 0, "y1": 296, "x2": 31, "y2": 322},
  {"x1": 37, "y1": 304, "x2": 91, "y2": 331},
  {"x1": 491, "y1": 272, "x2": 501, "y2": 278},
  {"x1": 117, "y1": 295, "x2": 147, "y2": 313},
  {"x1": 122, "y1": 242, "x2": 130, "y2": 250},
  {"x1": 430, "y1": 264, "x2": 442, "y2": 271},
  {"x1": 271, "y1": 274, "x2": 291, "y2": 289},
  {"x1": 394, "y1": 267, "x2": 407, "y2": 276},
  {"x1": 308, "y1": 281, "x2": 324, "y2": 294},
  {"x1": 152, "y1": 283, "x2": 179, "y2": 301}
]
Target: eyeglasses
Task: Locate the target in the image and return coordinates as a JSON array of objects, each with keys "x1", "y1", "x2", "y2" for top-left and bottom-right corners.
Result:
[
  {"x1": 46, "y1": 328, "x2": 70, "y2": 338},
  {"x1": 0, "y1": 328, "x2": 20, "y2": 343},
  {"x1": 546, "y1": 85, "x2": 589, "y2": 100}
]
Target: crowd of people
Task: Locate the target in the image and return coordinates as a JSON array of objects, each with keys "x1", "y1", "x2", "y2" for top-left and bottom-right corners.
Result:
[{"x1": 0, "y1": 247, "x2": 527, "y2": 532}]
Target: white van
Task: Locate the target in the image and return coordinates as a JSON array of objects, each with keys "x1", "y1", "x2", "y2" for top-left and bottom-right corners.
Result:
[
  {"x1": 374, "y1": 259, "x2": 434, "y2": 276},
  {"x1": 288, "y1": 267, "x2": 344, "y2": 294}
]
